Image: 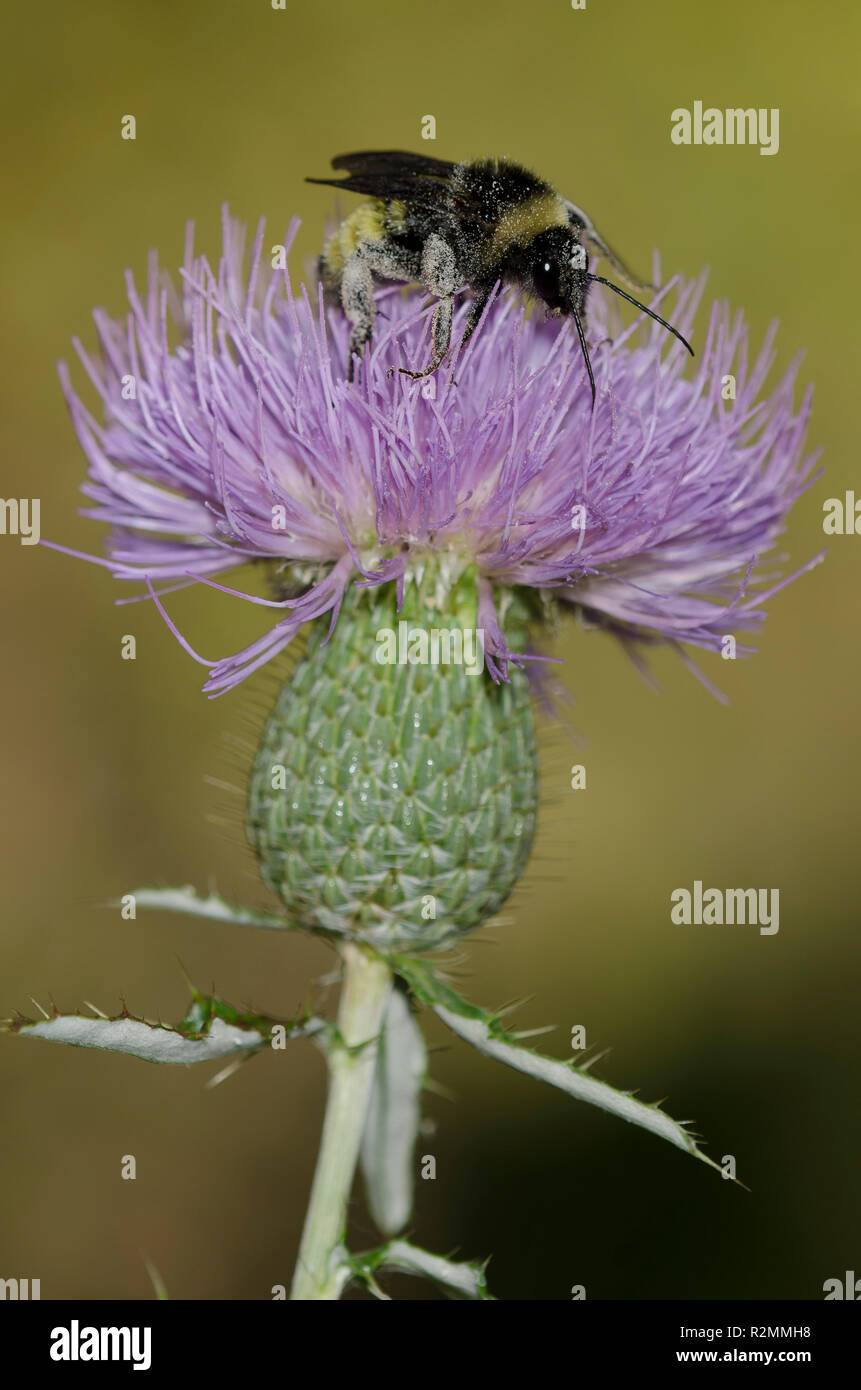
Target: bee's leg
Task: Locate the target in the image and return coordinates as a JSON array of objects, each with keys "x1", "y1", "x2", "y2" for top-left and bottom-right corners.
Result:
[
  {"x1": 341, "y1": 249, "x2": 377, "y2": 381},
  {"x1": 342, "y1": 242, "x2": 422, "y2": 380},
  {"x1": 361, "y1": 241, "x2": 422, "y2": 284},
  {"x1": 399, "y1": 233, "x2": 458, "y2": 379},
  {"x1": 397, "y1": 296, "x2": 453, "y2": 380},
  {"x1": 458, "y1": 288, "x2": 492, "y2": 353}
]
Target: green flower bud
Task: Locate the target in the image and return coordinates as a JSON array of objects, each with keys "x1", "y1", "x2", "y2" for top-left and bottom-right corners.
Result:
[{"x1": 247, "y1": 568, "x2": 538, "y2": 951}]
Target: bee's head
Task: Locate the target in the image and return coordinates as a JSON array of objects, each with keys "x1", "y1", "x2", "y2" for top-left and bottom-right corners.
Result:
[
  {"x1": 522, "y1": 215, "x2": 694, "y2": 412},
  {"x1": 527, "y1": 228, "x2": 588, "y2": 317}
]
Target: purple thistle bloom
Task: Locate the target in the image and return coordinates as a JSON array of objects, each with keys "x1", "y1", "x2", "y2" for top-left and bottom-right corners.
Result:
[{"x1": 51, "y1": 207, "x2": 822, "y2": 695}]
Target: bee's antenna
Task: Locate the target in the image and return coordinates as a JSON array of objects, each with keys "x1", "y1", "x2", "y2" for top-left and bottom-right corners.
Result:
[
  {"x1": 586, "y1": 275, "x2": 695, "y2": 357},
  {"x1": 571, "y1": 306, "x2": 596, "y2": 410}
]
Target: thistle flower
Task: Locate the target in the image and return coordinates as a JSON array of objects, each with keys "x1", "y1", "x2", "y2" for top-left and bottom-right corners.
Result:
[
  {"x1": 30, "y1": 207, "x2": 823, "y2": 1299},
  {"x1": 54, "y1": 207, "x2": 821, "y2": 699}
]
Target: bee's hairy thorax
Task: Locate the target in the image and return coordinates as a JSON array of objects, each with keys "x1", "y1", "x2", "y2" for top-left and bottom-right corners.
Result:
[{"x1": 455, "y1": 159, "x2": 571, "y2": 270}]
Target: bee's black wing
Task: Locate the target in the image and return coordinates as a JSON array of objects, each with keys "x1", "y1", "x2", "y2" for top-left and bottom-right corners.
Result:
[
  {"x1": 331, "y1": 150, "x2": 459, "y2": 180},
  {"x1": 307, "y1": 150, "x2": 486, "y2": 220},
  {"x1": 306, "y1": 170, "x2": 452, "y2": 210}
]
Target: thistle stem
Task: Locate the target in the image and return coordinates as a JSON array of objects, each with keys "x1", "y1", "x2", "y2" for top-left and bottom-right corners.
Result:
[{"x1": 290, "y1": 941, "x2": 393, "y2": 1300}]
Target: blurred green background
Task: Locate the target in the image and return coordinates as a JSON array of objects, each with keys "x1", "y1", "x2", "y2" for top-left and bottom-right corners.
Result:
[{"x1": 2, "y1": 0, "x2": 858, "y2": 1301}]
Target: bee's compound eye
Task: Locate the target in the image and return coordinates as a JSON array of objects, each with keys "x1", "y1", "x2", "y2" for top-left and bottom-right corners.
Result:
[{"x1": 533, "y1": 259, "x2": 560, "y2": 304}]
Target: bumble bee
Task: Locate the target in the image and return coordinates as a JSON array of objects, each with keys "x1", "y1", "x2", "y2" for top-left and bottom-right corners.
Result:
[{"x1": 307, "y1": 150, "x2": 693, "y2": 403}]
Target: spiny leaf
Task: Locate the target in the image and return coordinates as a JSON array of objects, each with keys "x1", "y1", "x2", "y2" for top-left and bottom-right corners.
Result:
[
  {"x1": 391, "y1": 956, "x2": 488, "y2": 1020},
  {"x1": 354, "y1": 1240, "x2": 494, "y2": 1300},
  {"x1": 394, "y1": 957, "x2": 725, "y2": 1177},
  {"x1": 3, "y1": 991, "x2": 324, "y2": 1066},
  {"x1": 128, "y1": 885, "x2": 294, "y2": 931}
]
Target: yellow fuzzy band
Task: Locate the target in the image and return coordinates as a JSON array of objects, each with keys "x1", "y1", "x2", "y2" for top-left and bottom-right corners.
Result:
[
  {"x1": 322, "y1": 199, "x2": 408, "y2": 275},
  {"x1": 487, "y1": 191, "x2": 568, "y2": 258}
]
